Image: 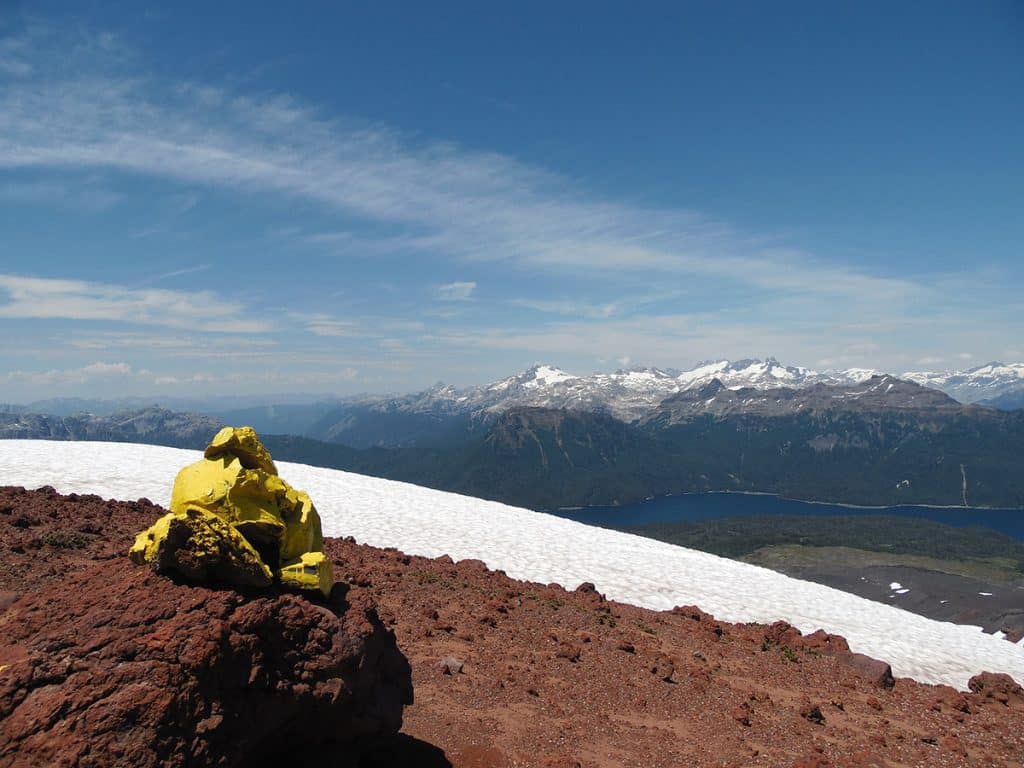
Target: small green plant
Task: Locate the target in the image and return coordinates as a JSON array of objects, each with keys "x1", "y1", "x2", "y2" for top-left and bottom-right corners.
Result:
[
  {"x1": 43, "y1": 531, "x2": 88, "y2": 549},
  {"x1": 762, "y1": 636, "x2": 799, "y2": 662}
]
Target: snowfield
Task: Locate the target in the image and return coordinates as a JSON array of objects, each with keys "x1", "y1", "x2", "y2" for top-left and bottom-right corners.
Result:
[{"x1": 2, "y1": 439, "x2": 1022, "y2": 690}]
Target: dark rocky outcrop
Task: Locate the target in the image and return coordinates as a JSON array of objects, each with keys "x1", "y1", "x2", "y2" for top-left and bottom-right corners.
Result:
[{"x1": 0, "y1": 559, "x2": 412, "y2": 768}]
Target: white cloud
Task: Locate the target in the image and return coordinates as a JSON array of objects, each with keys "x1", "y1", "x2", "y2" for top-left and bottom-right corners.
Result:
[
  {"x1": 1, "y1": 361, "x2": 136, "y2": 386},
  {"x1": 0, "y1": 31, "x2": 926, "y2": 307},
  {"x1": 144, "y1": 264, "x2": 211, "y2": 283},
  {"x1": 437, "y1": 281, "x2": 476, "y2": 301},
  {"x1": 0, "y1": 177, "x2": 122, "y2": 212},
  {"x1": 0, "y1": 274, "x2": 272, "y2": 333},
  {"x1": 305, "y1": 316, "x2": 360, "y2": 337},
  {"x1": 0, "y1": 27, "x2": 1019, "y2": 393}
]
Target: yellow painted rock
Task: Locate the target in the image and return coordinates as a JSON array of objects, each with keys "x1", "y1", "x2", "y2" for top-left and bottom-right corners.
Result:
[
  {"x1": 204, "y1": 425, "x2": 278, "y2": 474},
  {"x1": 140, "y1": 508, "x2": 274, "y2": 588},
  {"x1": 130, "y1": 427, "x2": 334, "y2": 597}
]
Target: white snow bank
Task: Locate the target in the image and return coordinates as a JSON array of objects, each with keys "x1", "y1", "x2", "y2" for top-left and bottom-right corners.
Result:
[{"x1": 1, "y1": 439, "x2": 1021, "y2": 691}]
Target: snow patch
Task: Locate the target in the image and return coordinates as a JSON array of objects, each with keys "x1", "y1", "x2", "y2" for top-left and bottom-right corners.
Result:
[{"x1": 1, "y1": 439, "x2": 1022, "y2": 691}]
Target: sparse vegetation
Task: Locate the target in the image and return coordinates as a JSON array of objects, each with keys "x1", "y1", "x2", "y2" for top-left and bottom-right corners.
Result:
[
  {"x1": 42, "y1": 530, "x2": 89, "y2": 549},
  {"x1": 628, "y1": 514, "x2": 1024, "y2": 576}
]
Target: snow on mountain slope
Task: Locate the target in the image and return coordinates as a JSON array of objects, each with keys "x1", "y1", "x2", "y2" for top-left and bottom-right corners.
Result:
[
  {"x1": 393, "y1": 360, "x2": 881, "y2": 422},
  {"x1": 1, "y1": 439, "x2": 1021, "y2": 690},
  {"x1": 381, "y1": 358, "x2": 1024, "y2": 425},
  {"x1": 903, "y1": 362, "x2": 1024, "y2": 404},
  {"x1": 520, "y1": 364, "x2": 575, "y2": 388},
  {"x1": 403, "y1": 360, "x2": 1019, "y2": 418}
]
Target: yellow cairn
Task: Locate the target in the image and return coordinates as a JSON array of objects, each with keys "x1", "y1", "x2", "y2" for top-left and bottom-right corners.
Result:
[{"x1": 129, "y1": 426, "x2": 334, "y2": 597}]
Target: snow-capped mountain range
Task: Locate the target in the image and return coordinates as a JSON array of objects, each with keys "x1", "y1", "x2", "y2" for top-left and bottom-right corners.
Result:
[
  {"x1": 902, "y1": 362, "x2": 1024, "y2": 406},
  {"x1": 372, "y1": 358, "x2": 876, "y2": 422},
  {"x1": 381, "y1": 358, "x2": 1022, "y2": 422}
]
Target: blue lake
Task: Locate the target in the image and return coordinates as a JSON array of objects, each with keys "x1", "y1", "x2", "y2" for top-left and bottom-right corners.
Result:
[{"x1": 549, "y1": 493, "x2": 1024, "y2": 541}]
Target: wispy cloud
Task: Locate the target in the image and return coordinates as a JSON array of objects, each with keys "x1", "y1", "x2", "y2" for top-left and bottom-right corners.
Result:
[
  {"x1": 0, "y1": 274, "x2": 271, "y2": 333},
  {"x1": 507, "y1": 288, "x2": 689, "y2": 320},
  {"x1": 0, "y1": 28, "x2": 926, "y2": 308},
  {"x1": 304, "y1": 315, "x2": 361, "y2": 337},
  {"x1": 1, "y1": 361, "x2": 138, "y2": 386},
  {"x1": 0, "y1": 26, "x2": 1019, "y2": 397},
  {"x1": 142, "y1": 264, "x2": 211, "y2": 283},
  {"x1": 0, "y1": 176, "x2": 122, "y2": 212},
  {"x1": 508, "y1": 297, "x2": 617, "y2": 319},
  {"x1": 64, "y1": 330, "x2": 278, "y2": 356},
  {"x1": 437, "y1": 281, "x2": 476, "y2": 301}
]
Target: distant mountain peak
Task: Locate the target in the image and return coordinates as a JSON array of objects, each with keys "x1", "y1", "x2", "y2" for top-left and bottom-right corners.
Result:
[
  {"x1": 524, "y1": 364, "x2": 574, "y2": 382},
  {"x1": 902, "y1": 361, "x2": 1024, "y2": 404}
]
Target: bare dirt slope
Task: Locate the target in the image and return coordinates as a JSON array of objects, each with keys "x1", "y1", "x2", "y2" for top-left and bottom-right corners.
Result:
[{"x1": 2, "y1": 486, "x2": 1023, "y2": 767}]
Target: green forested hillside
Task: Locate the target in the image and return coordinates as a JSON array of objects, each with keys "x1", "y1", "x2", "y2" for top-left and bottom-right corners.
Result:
[
  {"x1": 269, "y1": 406, "x2": 1024, "y2": 509},
  {"x1": 4, "y1": 400, "x2": 1024, "y2": 510}
]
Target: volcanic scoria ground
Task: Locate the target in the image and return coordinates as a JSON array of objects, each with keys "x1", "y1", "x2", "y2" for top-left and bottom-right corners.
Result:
[{"x1": 1, "y1": 486, "x2": 1023, "y2": 768}]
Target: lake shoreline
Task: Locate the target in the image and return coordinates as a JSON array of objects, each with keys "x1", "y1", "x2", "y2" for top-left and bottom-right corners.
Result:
[
  {"x1": 550, "y1": 489, "x2": 1024, "y2": 514},
  {"x1": 549, "y1": 490, "x2": 1024, "y2": 542}
]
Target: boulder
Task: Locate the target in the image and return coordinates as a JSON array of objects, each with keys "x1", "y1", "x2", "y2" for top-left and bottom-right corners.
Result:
[
  {"x1": 131, "y1": 426, "x2": 334, "y2": 596},
  {"x1": 839, "y1": 652, "x2": 896, "y2": 690},
  {"x1": 0, "y1": 558, "x2": 412, "y2": 767},
  {"x1": 968, "y1": 672, "x2": 1024, "y2": 709},
  {"x1": 148, "y1": 508, "x2": 274, "y2": 588}
]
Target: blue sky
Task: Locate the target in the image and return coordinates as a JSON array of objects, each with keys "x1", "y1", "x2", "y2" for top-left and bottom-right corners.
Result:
[{"x1": 1, "y1": 1, "x2": 1022, "y2": 401}]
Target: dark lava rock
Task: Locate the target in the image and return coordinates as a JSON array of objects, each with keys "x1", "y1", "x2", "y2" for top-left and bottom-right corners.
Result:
[
  {"x1": 0, "y1": 559, "x2": 412, "y2": 768},
  {"x1": 799, "y1": 701, "x2": 826, "y2": 725}
]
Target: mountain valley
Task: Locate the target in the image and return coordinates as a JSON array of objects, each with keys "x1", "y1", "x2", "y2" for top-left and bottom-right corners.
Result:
[{"x1": 3, "y1": 363, "x2": 1023, "y2": 510}]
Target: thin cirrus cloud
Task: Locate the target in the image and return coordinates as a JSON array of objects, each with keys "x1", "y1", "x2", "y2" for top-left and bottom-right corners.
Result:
[
  {"x1": 0, "y1": 29, "x2": 928, "y2": 308},
  {"x1": 0, "y1": 274, "x2": 271, "y2": 333},
  {"x1": 437, "y1": 281, "x2": 476, "y2": 301},
  {"x1": 0, "y1": 361, "x2": 139, "y2": 387},
  {"x1": 1, "y1": 26, "x2": 1019, "y2": 392}
]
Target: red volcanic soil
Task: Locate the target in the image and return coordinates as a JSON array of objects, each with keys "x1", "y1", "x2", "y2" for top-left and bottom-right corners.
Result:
[{"x1": 2, "y1": 485, "x2": 1024, "y2": 768}]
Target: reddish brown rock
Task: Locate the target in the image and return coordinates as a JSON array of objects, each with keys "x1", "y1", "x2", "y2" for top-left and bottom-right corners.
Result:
[
  {"x1": 968, "y1": 671, "x2": 1024, "y2": 709},
  {"x1": 5, "y1": 485, "x2": 1024, "y2": 768},
  {"x1": 801, "y1": 629, "x2": 850, "y2": 655},
  {"x1": 0, "y1": 558, "x2": 412, "y2": 767},
  {"x1": 555, "y1": 642, "x2": 582, "y2": 663},
  {"x1": 731, "y1": 701, "x2": 753, "y2": 726},
  {"x1": 0, "y1": 485, "x2": 161, "y2": 593},
  {"x1": 765, "y1": 620, "x2": 804, "y2": 648},
  {"x1": 839, "y1": 652, "x2": 896, "y2": 690}
]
